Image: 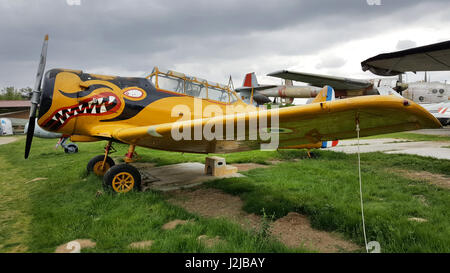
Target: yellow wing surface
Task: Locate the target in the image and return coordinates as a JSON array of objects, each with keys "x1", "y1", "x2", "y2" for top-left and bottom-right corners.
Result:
[{"x1": 87, "y1": 96, "x2": 441, "y2": 154}]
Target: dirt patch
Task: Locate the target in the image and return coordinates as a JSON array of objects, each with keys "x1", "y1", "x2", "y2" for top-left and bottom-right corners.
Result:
[
  {"x1": 129, "y1": 240, "x2": 154, "y2": 249},
  {"x1": 162, "y1": 219, "x2": 191, "y2": 230},
  {"x1": 231, "y1": 163, "x2": 270, "y2": 172},
  {"x1": 198, "y1": 235, "x2": 224, "y2": 248},
  {"x1": 270, "y1": 212, "x2": 360, "y2": 253},
  {"x1": 393, "y1": 169, "x2": 450, "y2": 189},
  {"x1": 55, "y1": 239, "x2": 96, "y2": 253},
  {"x1": 168, "y1": 188, "x2": 260, "y2": 229},
  {"x1": 167, "y1": 188, "x2": 360, "y2": 252},
  {"x1": 0, "y1": 137, "x2": 17, "y2": 146},
  {"x1": 267, "y1": 160, "x2": 283, "y2": 165}
]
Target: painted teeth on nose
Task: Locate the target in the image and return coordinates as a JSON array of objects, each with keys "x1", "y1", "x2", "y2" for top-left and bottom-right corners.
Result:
[
  {"x1": 100, "y1": 104, "x2": 106, "y2": 113},
  {"x1": 109, "y1": 96, "x2": 115, "y2": 103},
  {"x1": 97, "y1": 98, "x2": 103, "y2": 104},
  {"x1": 88, "y1": 101, "x2": 93, "y2": 108},
  {"x1": 83, "y1": 108, "x2": 87, "y2": 114},
  {"x1": 91, "y1": 107, "x2": 96, "y2": 114},
  {"x1": 79, "y1": 105, "x2": 83, "y2": 110},
  {"x1": 58, "y1": 110, "x2": 63, "y2": 115},
  {"x1": 66, "y1": 113, "x2": 70, "y2": 119},
  {"x1": 52, "y1": 116, "x2": 57, "y2": 121},
  {"x1": 74, "y1": 110, "x2": 78, "y2": 115},
  {"x1": 59, "y1": 118, "x2": 64, "y2": 124}
]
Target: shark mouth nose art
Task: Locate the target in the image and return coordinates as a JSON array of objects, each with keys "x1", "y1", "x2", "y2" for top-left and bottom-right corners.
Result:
[{"x1": 42, "y1": 92, "x2": 121, "y2": 130}]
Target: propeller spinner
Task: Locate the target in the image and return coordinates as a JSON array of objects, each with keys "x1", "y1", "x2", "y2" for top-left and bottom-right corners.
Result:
[{"x1": 25, "y1": 34, "x2": 48, "y2": 159}]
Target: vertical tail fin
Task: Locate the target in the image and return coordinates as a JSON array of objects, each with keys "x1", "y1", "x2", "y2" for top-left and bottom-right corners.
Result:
[
  {"x1": 311, "y1": 85, "x2": 335, "y2": 103},
  {"x1": 312, "y1": 85, "x2": 338, "y2": 148},
  {"x1": 242, "y1": 72, "x2": 259, "y2": 87}
]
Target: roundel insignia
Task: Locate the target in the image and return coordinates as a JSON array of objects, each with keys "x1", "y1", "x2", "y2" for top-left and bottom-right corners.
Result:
[{"x1": 123, "y1": 87, "x2": 146, "y2": 100}]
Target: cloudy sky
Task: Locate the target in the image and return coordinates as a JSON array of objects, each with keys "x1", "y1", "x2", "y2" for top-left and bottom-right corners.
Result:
[{"x1": 1, "y1": 0, "x2": 450, "y2": 89}]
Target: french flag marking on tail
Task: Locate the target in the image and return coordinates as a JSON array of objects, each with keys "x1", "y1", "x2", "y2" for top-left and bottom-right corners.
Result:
[{"x1": 321, "y1": 140, "x2": 339, "y2": 148}]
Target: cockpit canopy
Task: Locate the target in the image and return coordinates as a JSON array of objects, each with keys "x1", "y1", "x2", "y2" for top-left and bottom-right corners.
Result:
[{"x1": 147, "y1": 67, "x2": 239, "y2": 104}]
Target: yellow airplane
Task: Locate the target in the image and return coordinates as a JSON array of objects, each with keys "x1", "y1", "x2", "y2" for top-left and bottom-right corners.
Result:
[{"x1": 25, "y1": 35, "x2": 441, "y2": 193}]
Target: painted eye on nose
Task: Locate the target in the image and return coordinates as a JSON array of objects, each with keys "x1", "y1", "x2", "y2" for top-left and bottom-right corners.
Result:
[{"x1": 123, "y1": 87, "x2": 146, "y2": 100}]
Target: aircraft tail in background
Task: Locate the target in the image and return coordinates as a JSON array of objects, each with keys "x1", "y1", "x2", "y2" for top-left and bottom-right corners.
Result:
[
  {"x1": 311, "y1": 85, "x2": 335, "y2": 103},
  {"x1": 242, "y1": 72, "x2": 259, "y2": 87}
]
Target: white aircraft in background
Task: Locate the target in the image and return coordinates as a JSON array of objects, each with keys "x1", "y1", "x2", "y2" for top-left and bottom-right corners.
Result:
[
  {"x1": 361, "y1": 39, "x2": 450, "y2": 125},
  {"x1": 24, "y1": 119, "x2": 79, "y2": 153}
]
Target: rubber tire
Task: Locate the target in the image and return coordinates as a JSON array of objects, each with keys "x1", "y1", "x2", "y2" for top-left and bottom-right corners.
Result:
[
  {"x1": 87, "y1": 155, "x2": 115, "y2": 176},
  {"x1": 103, "y1": 164, "x2": 141, "y2": 193},
  {"x1": 64, "y1": 143, "x2": 79, "y2": 154}
]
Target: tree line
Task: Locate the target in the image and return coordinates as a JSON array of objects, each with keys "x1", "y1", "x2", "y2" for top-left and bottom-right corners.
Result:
[{"x1": 0, "y1": 86, "x2": 32, "y2": 100}]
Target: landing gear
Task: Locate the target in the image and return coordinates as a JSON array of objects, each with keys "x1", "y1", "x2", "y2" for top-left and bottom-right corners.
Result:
[
  {"x1": 87, "y1": 155, "x2": 115, "y2": 176},
  {"x1": 306, "y1": 150, "x2": 319, "y2": 159},
  {"x1": 64, "y1": 143, "x2": 78, "y2": 154},
  {"x1": 88, "y1": 142, "x2": 142, "y2": 193},
  {"x1": 103, "y1": 164, "x2": 141, "y2": 193},
  {"x1": 86, "y1": 141, "x2": 115, "y2": 176},
  {"x1": 58, "y1": 137, "x2": 79, "y2": 154}
]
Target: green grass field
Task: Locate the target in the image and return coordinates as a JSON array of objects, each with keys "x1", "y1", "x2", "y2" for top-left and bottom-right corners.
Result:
[
  {"x1": 360, "y1": 132, "x2": 450, "y2": 142},
  {"x1": 0, "y1": 136, "x2": 449, "y2": 253}
]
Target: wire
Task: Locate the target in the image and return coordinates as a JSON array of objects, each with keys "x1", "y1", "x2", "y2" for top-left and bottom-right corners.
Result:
[{"x1": 356, "y1": 118, "x2": 369, "y2": 253}]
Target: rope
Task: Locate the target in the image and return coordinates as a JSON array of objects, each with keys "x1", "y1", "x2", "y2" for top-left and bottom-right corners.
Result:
[{"x1": 356, "y1": 118, "x2": 369, "y2": 253}]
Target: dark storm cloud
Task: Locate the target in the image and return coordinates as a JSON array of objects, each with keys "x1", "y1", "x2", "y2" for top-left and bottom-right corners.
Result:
[{"x1": 0, "y1": 0, "x2": 448, "y2": 87}]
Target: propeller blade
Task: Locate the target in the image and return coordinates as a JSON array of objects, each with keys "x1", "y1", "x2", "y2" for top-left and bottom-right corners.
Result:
[
  {"x1": 33, "y1": 34, "x2": 48, "y2": 95},
  {"x1": 24, "y1": 117, "x2": 35, "y2": 159},
  {"x1": 25, "y1": 34, "x2": 48, "y2": 159}
]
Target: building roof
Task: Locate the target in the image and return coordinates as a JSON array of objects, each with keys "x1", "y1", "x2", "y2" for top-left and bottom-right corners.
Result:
[{"x1": 0, "y1": 100, "x2": 31, "y2": 108}]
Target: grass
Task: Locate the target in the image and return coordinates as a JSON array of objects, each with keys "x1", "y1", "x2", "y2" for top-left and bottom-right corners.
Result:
[
  {"x1": 361, "y1": 132, "x2": 450, "y2": 142},
  {"x1": 0, "y1": 136, "x2": 449, "y2": 253},
  {"x1": 208, "y1": 150, "x2": 450, "y2": 253},
  {"x1": 0, "y1": 137, "x2": 299, "y2": 253}
]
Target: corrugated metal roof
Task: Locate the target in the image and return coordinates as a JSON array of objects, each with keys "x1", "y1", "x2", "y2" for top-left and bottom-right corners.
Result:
[{"x1": 0, "y1": 100, "x2": 31, "y2": 108}]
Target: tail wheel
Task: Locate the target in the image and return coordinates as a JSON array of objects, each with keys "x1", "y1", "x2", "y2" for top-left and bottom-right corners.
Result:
[
  {"x1": 87, "y1": 155, "x2": 115, "y2": 176},
  {"x1": 103, "y1": 164, "x2": 141, "y2": 193}
]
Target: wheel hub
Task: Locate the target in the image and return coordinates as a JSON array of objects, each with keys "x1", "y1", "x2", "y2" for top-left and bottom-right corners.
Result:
[
  {"x1": 112, "y1": 172, "x2": 135, "y2": 193},
  {"x1": 93, "y1": 161, "x2": 110, "y2": 176}
]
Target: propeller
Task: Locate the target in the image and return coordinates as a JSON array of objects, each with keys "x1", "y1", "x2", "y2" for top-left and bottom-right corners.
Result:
[{"x1": 25, "y1": 34, "x2": 48, "y2": 159}]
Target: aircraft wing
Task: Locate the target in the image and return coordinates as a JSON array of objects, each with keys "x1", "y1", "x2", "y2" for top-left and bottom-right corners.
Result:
[
  {"x1": 95, "y1": 95, "x2": 440, "y2": 154},
  {"x1": 235, "y1": 85, "x2": 278, "y2": 92},
  {"x1": 361, "y1": 40, "x2": 450, "y2": 76},
  {"x1": 267, "y1": 70, "x2": 372, "y2": 90}
]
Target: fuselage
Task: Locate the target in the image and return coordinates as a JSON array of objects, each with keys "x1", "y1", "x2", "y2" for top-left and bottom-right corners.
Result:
[
  {"x1": 37, "y1": 69, "x2": 254, "y2": 138},
  {"x1": 402, "y1": 81, "x2": 450, "y2": 104}
]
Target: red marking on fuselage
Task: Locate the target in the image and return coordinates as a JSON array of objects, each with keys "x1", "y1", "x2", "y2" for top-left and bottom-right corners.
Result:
[{"x1": 42, "y1": 92, "x2": 121, "y2": 130}]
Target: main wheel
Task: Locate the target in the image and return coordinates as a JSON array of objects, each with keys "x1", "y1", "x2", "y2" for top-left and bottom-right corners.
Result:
[
  {"x1": 103, "y1": 164, "x2": 141, "y2": 193},
  {"x1": 87, "y1": 155, "x2": 115, "y2": 176},
  {"x1": 64, "y1": 143, "x2": 79, "y2": 154}
]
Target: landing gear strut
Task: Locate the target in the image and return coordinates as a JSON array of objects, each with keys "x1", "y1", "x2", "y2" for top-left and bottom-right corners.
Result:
[
  {"x1": 103, "y1": 144, "x2": 141, "y2": 193},
  {"x1": 57, "y1": 137, "x2": 79, "y2": 154},
  {"x1": 87, "y1": 142, "x2": 142, "y2": 193},
  {"x1": 86, "y1": 141, "x2": 115, "y2": 176}
]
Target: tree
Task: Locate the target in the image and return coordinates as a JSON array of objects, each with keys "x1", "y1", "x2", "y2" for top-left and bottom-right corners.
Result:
[{"x1": 0, "y1": 86, "x2": 32, "y2": 100}]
